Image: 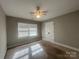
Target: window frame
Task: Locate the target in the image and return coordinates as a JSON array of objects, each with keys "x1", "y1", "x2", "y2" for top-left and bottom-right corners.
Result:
[{"x1": 18, "y1": 22, "x2": 38, "y2": 38}]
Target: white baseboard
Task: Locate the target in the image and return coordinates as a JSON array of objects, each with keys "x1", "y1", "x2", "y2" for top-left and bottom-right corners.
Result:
[
  {"x1": 44, "y1": 40, "x2": 79, "y2": 52},
  {"x1": 53, "y1": 42, "x2": 79, "y2": 52}
]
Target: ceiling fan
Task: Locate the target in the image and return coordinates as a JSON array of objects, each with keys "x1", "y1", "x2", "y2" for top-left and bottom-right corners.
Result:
[{"x1": 30, "y1": 6, "x2": 47, "y2": 18}]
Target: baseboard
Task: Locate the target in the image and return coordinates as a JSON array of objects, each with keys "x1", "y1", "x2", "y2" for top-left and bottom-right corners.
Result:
[
  {"x1": 53, "y1": 42, "x2": 79, "y2": 52},
  {"x1": 44, "y1": 40, "x2": 79, "y2": 52},
  {"x1": 4, "y1": 46, "x2": 7, "y2": 59}
]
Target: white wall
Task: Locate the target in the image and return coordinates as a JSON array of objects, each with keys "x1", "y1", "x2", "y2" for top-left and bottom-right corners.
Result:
[{"x1": 0, "y1": 6, "x2": 7, "y2": 59}]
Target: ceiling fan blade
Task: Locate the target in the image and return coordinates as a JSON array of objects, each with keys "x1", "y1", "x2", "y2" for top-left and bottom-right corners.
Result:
[
  {"x1": 43, "y1": 13, "x2": 47, "y2": 15},
  {"x1": 30, "y1": 12, "x2": 34, "y2": 14},
  {"x1": 42, "y1": 11, "x2": 48, "y2": 13}
]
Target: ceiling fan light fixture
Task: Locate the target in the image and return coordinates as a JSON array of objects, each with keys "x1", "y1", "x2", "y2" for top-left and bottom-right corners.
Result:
[
  {"x1": 30, "y1": 6, "x2": 47, "y2": 19},
  {"x1": 36, "y1": 15, "x2": 40, "y2": 18}
]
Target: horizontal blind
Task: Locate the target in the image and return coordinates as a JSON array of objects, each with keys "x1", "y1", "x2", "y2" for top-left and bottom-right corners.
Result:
[{"x1": 18, "y1": 23, "x2": 37, "y2": 38}]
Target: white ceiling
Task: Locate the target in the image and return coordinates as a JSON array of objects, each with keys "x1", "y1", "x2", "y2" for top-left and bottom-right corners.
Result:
[{"x1": 0, "y1": 0, "x2": 79, "y2": 21}]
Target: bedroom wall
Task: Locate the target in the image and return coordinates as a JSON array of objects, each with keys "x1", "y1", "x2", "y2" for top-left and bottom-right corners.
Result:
[
  {"x1": 0, "y1": 6, "x2": 7, "y2": 59},
  {"x1": 6, "y1": 16, "x2": 42, "y2": 48},
  {"x1": 42, "y1": 11, "x2": 79, "y2": 49}
]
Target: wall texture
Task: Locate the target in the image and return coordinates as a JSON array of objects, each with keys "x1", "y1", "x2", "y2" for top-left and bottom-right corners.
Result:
[
  {"x1": 0, "y1": 6, "x2": 7, "y2": 59},
  {"x1": 42, "y1": 11, "x2": 79, "y2": 49},
  {"x1": 6, "y1": 16, "x2": 42, "y2": 48},
  {"x1": 54, "y1": 11, "x2": 79, "y2": 49}
]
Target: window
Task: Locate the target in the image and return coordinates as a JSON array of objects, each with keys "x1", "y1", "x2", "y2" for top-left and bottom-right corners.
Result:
[{"x1": 18, "y1": 23, "x2": 37, "y2": 38}]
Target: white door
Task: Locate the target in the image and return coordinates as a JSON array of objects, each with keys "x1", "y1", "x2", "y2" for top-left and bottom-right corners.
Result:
[{"x1": 42, "y1": 21, "x2": 54, "y2": 42}]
